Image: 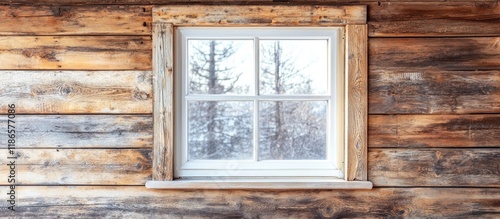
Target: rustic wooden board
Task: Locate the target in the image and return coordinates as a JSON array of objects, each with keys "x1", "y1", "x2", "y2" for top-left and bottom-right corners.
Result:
[
  {"x1": 370, "y1": 37, "x2": 500, "y2": 72},
  {"x1": 0, "y1": 115, "x2": 152, "y2": 148},
  {"x1": 369, "y1": 70, "x2": 500, "y2": 114},
  {"x1": 0, "y1": 186, "x2": 498, "y2": 218},
  {"x1": 3, "y1": 0, "x2": 499, "y2": 5},
  {"x1": 369, "y1": 2, "x2": 500, "y2": 37},
  {"x1": 369, "y1": 37, "x2": 500, "y2": 114},
  {"x1": 2, "y1": 0, "x2": 273, "y2": 4},
  {"x1": 0, "y1": 36, "x2": 151, "y2": 70},
  {"x1": 369, "y1": 115, "x2": 500, "y2": 148},
  {"x1": 153, "y1": 5, "x2": 367, "y2": 25},
  {"x1": 152, "y1": 23, "x2": 174, "y2": 181},
  {"x1": 0, "y1": 149, "x2": 152, "y2": 185},
  {"x1": 369, "y1": 148, "x2": 500, "y2": 187},
  {"x1": 0, "y1": 5, "x2": 151, "y2": 35},
  {"x1": 345, "y1": 24, "x2": 368, "y2": 181},
  {"x1": 0, "y1": 71, "x2": 152, "y2": 114}
]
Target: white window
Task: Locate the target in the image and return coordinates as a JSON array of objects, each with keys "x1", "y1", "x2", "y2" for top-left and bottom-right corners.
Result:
[
  {"x1": 174, "y1": 27, "x2": 345, "y2": 178},
  {"x1": 149, "y1": 5, "x2": 370, "y2": 189}
]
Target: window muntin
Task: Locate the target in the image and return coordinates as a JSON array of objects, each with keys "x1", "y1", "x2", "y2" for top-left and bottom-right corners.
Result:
[{"x1": 175, "y1": 27, "x2": 344, "y2": 178}]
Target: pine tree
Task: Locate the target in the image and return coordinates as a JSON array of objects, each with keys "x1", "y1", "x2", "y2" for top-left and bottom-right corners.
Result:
[
  {"x1": 259, "y1": 41, "x2": 326, "y2": 160},
  {"x1": 188, "y1": 40, "x2": 252, "y2": 160}
]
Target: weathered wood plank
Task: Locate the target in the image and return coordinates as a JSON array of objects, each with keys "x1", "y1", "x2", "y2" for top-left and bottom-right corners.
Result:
[
  {"x1": 369, "y1": 37, "x2": 500, "y2": 114},
  {"x1": 345, "y1": 24, "x2": 368, "y2": 181},
  {"x1": 0, "y1": 186, "x2": 498, "y2": 218},
  {"x1": 369, "y1": 2, "x2": 500, "y2": 37},
  {"x1": 0, "y1": 71, "x2": 152, "y2": 114},
  {"x1": 1, "y1": 0, "x2": 273, "y2": 5},
  {"x1": 0, "y1": 36, "x2": 151, "y2": 70},
  {"x1": 369, "y1": 70, "x2": 500, "y2": 114},
  {"x1": 369, "y1": 148, "x2": 500, "y2": 187},
  {"x1": 153, "y1": 5, "x2": 367, "y2": 25},
  {"x1": 0, "y1": 5, "x2": 151, "y2": 35},
  {"x1": 0, "y1": 115, "x2": 152, "y2": 148},
  {"x1": 369, "y1": 115, "x2": 500, "y2": 148},
  {"x1": 0, "y1": 149, "x2": 152, "y2": 185},
  {"x1": 370, "y1": 37, "x2": 500, "y2": 72},
  {"x1": 3, "y1": 0, "x2": 499, "y2": 5},
  {"x1": 152, "y1": 23, "x2": 173, "y2": 181}
]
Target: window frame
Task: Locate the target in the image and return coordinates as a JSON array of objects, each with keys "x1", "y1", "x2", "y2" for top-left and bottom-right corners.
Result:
[
  {"x1": 149, "y1": 5, "x2": 370, "y2": 189},
  {"x1": 175, "y1": 27, "x2": 344, "y2": 178}
]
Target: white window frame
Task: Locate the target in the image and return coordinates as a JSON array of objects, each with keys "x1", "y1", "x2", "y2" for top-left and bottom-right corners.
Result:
[
  {"x1": 174, "y1": 27, "x2": 345, "y2": 178},
  {"x1": 148, "y1": 5, "x2": 371, "y2": 189}
]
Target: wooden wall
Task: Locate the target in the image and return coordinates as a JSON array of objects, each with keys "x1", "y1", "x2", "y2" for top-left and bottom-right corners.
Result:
[{"x1": 0, "y1": 1, "x2": 499, "y2": 217}]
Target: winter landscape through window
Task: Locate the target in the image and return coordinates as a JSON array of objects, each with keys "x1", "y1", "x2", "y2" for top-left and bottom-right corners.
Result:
[{"x1": 174, "y1": 27, "x2": 345, "y2": 178}]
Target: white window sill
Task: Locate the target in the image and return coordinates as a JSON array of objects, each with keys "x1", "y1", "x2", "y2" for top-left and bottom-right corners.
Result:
[{"x1": 146, "y1": 179, "x2": 373, "y2": 190}]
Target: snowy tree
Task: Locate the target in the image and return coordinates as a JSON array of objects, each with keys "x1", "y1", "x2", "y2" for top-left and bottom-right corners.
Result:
[
  {"x1": 188, "y1": 39, "x2": 327, "y2": 161},
  {"x1": 188, "y1": 40, "x2": 253, "y2": 160},
  {"x1": 188, "y1": 40, "x2": 252, "y2": 159},
  {"x1": 259, "y1": 41, "x2": 327, "y2": 160}
]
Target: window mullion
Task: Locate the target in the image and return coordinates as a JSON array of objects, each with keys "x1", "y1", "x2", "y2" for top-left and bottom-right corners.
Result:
[{"x1": 253, "y1": 37, "x2": 260, "y2": 162}]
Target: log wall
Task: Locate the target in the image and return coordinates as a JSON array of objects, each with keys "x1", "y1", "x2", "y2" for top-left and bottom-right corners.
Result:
[{"x1": 0, "y1": 1, "x2": 498, "y2": 217}]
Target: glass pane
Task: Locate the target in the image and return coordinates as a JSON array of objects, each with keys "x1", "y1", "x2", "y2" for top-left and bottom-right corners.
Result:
[
  {"x1": 188, "y1": 101, "x2": 253, "y2": 160},
  {"x1": 259, "y1": 40, "x2": 328, "y2": 95},
  {"x1": 259, "y1": 101, "x2": 327, "y2": 160},
  {"x1": 188, "y1": 40, "x2": 254, "y2": 95}
]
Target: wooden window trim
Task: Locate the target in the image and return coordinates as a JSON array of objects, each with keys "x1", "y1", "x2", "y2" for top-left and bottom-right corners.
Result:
[{"x1": 150, "y1": 5, "x2": 369, "y2": 189}]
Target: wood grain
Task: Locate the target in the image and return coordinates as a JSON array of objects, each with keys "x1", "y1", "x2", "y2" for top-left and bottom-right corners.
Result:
[
  {"x1": 0, "y1": 5, "x2": 151, "y2": 35},
  {"x1": 0, "y1": 71, "x2": 152, "y2": 114},
  {"x1": 369, "y1": 70, "x2": 500, "y2": 114},
  {"x1": 2, "y1": 0, "x2": 273, "y2": 5},
  {"x1": 0, "y1": 186, "x2": 498, "y2": 218},
  {"x1": 0, "y1": 115, "x2": 152, "y2": 148},
  {"x1": 152, "y1": 23, "x2": 173, "y2": 181},
  {"x1": 153, "y1": 5, "x2": 366, "y2": 25},
  {"x1": 370, "y1": 37, "x2": 500, "y2": 72},
  {"x1": 0, "y1": 36, "x2": 151, "y2": 70},
  {"x1": 369, "y1": 37, "x2": 500, "y2": 114},
  {"x1": 369, "y1": 2, "x2": 500, "y2": 37},
  {"x1": 369, "y1": 148, "x2": 500, "y2": 187},
  {"x1": 0, "y1": 149, "x2": 152, "y2": 185},
  {"x1": 369, "y1": 115, "x2": 500, "y2": 148},
  {"x1": 345, "y1": 24, "x2": 368, "y2": 181},
  {"x1": 3, "y1": 0, "x2": 499, "y2": 5}
]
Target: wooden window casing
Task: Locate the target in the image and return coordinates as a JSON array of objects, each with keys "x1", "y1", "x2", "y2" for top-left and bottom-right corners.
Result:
[{"x1": 150, "y1": 5, "x2": 369, "y2": 189}]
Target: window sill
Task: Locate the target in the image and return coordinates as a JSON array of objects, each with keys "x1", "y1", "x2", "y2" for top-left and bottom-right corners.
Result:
[{"x1": 146, "y1": 179, "x2": 373, "y2": 190}]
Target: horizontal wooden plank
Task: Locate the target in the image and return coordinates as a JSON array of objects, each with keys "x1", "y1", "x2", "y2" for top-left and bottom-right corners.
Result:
[
  {"x1": 369, "y1": 70, "x2": 500, "y2": 114},
  {"x1": 369, "y1": 2, "x2": 500, "y2": 37},
  {"x1": 153, "y1": 5, "x2": 366, "y2": 25},
  {"x1": 369, "y1": 115, "x2": 500, "y2": 148},
  {"x1": 370, "y1": 37, "x2": 500, "y2": 72},
  {"x1": 1, "y1": 0, "x2": 273, "y2": 5},
  {"x1": 369, "y1": 148, "x2": 500, "y2": 187},
  {"x1": 0, "y1": 36, "x2": 151, "y2": 70},
  {"x1": 0, "y1": 5, "x2": 151, "y2": 35},
  {"x1": 0, "y1": 186, "x2": 498, "y2": 218},
  {"x1": 0, "y1": 115, "x2": 152, "y2": 148},
  {"x1": 0, "y1": 71, "x2": 152, "y2": 114},
  {"x1": 369, "y1": 37, "x2": 500, "y2": 114},
  {"x1": 3, "y1": 0, "x2": 499, "y2": 5},
  {"x1": 0, "y1": 149, "x2": 152, "y2": 185}
]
